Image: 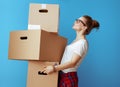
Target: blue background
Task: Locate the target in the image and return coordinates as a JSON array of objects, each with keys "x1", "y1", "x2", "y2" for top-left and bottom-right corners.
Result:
[{"x1": 0, "y1": 0, "x2": 120, "y2": 87}]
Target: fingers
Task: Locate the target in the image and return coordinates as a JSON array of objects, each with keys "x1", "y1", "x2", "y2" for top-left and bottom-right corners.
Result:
[
  {"x1": 42, "y1": 69, "x2": 47, "y2": 74},
  {"x1": 41, "y1": 67, "x2": 49, "y2": 74},
  {"x1": 38, "y1": 71, "x2": 47, "y2": 75},
  {"x1": 41, "y1": 65, "x2": 54, "y2": 75}
]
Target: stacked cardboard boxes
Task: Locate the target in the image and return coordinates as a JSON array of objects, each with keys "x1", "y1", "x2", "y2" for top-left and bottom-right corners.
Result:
[{"x1": 8, "y1": 3, "x2": 67, "y2": 87}]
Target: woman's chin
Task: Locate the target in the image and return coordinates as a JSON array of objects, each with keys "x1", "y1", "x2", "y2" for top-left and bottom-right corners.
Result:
[
  {"x1": 72, "y1": 26, "x2": 76, "y2": 30},
  {"x1": 72, "y1": 27, "x2": 78, "y2": 31}
]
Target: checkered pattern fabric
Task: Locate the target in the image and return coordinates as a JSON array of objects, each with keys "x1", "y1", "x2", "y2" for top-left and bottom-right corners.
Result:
[{"x1": 58, "y1": 71, "x2": 78, "y2": 87}]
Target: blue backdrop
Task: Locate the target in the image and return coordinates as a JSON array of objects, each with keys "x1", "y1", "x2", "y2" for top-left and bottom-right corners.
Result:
[{"x1": 0, "y1": 0, "x2": 120, "y2": 87}]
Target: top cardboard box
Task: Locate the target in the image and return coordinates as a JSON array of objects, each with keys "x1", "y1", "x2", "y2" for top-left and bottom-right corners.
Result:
[{"x1": 28, "y1": 3, "x2": 59, "y2": 33}]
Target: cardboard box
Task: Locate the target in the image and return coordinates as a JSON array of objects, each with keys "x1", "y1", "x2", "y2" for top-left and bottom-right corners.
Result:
[
  {"x1": 28, "y1": 3, "x2": 59, "y2": 33},
  {"x1": 8, "y1": 30, "x2": 67, "y2": 61},
  {"x1": 27, "y1": 61, "x2": 59, "y2": 87}
]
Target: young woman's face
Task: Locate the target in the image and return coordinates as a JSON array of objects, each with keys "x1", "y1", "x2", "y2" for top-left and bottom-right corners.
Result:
[{"x1": 72, "y1": 17, "x2": 87, "y2": 31}]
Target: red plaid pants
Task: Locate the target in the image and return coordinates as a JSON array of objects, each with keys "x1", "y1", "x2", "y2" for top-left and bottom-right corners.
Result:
[{"x1": 58, "y1": 71, "x2": 78, "y2": 87}]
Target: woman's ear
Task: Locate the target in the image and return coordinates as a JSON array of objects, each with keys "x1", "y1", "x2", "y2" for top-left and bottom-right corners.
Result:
[{"x1": 83, "y1": 26, "x2": 87, "y2": 30}]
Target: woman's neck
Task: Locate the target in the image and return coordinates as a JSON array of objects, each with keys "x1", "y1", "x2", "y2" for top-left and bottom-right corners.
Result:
[{"x1": 75, "y1": 30, "x2": 86, "y2": 41}]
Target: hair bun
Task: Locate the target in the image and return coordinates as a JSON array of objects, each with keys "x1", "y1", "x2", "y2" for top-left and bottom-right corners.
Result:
[{"x1": 92, "y1": 20, "x2": 100, "y2": 29}]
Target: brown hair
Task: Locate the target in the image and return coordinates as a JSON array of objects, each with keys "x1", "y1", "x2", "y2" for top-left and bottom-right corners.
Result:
[{"x1": 83, "y1": 15, "x2": 100, "y2": 35}]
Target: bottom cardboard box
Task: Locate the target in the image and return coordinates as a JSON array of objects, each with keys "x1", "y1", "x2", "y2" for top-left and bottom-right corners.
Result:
[{"x1": 27, "y1": 61, "x2": 59, "y2": 87}]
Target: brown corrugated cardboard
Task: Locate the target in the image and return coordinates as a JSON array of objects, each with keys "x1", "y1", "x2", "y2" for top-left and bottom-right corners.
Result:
[
  {"x1": 8, "y1": 29, "x2": 67, "y2": 61},
  {"x1": 27, "y1": 61, "x2": 59, "y2": 87},
  {"x1": 28, "y1": 3, "x2": 59, "y2": 33}
]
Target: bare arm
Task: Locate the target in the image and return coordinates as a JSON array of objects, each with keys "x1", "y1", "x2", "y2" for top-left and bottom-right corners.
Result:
[
  {"x1": 43, "y1": 53, "x2": 82, "y2": 74},
  {"x1": 55, "y1": 53, "x2": 81, "y2": 71}
]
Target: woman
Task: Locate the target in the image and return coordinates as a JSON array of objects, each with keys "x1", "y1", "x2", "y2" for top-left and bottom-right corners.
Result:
[{"x1": 43, "y1": 15, "x2": 100, "y2": 87}]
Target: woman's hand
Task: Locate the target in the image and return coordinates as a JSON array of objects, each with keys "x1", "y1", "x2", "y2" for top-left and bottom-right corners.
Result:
[{"x1": 43, "y1": 65, "x2": 55, "y2": 74}]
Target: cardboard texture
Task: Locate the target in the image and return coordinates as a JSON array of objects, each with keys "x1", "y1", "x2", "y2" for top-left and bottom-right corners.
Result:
[
  {"x1": 27, "y1": 61, "x2": 59, "y2": 87},
  {"x1": 28, "y1": 3, "x2": 59, "y2": 33},
  {"x1": 8, "y1": 29, "x2": 67, "y2": 61},
  {"x1": 8, "y1": 3, "x2": 67, "y2": 86}
]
